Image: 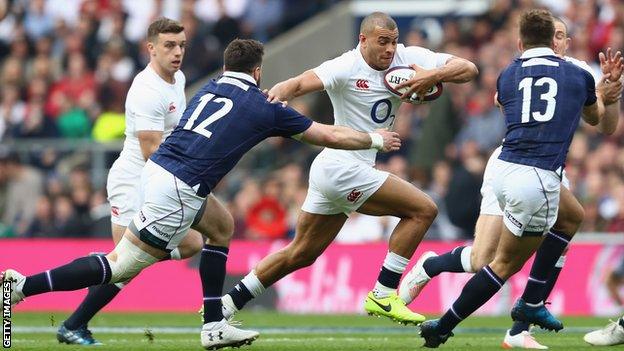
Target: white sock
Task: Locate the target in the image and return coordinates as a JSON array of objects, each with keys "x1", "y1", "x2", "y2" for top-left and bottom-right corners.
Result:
[
  {"x1": 241, "y1": 270, "x2": 265, "y2": 298},
  {"x1": 373, "y1": 251, "x2": 409, "y2": 298},
  {"x1": 461, "y1": 246, "x2": 475, "y2": 273},
  {"x1": 203, "y1": 318, "x2": 227, "y2": 329},
  {"x1": 170, "y1": 248, "x2": 182, "y2": 260}
]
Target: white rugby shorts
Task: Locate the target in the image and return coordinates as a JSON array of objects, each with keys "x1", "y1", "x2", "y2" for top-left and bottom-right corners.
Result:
[
  {"x1": 107, "y1": 158, "x2": 144, "y2": 226},
  {"x1": 301, "y1": 155, "x2": 389, "y2": 215},
  {"x1": 480, "y1": 146, "x2": 569, "y2": 217},
  {"x1": 132, "y1": 160, "x2": 204, "y2": 251},
  {"x1": 490, "y1": 158, "x2": 561, "y2": 237}
]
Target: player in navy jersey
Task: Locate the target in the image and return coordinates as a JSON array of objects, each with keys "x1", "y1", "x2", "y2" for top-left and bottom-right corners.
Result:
[
  {"x1": 399, "y1": 16, "x2": 623, "y2": 349},
  {"x1": 0, "y1": 39, "x2": 400, "y2": 350},
  {"x1": 419, "y1": 10, "x2": 622, "y2": 348}
]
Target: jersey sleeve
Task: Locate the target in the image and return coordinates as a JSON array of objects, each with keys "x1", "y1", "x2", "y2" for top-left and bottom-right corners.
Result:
[
  {"x1": 272, "y1": 104, "x2": 313, "y2": 137},
  {"x1": 402, "y1": 45, "x2": 452, "y2": 70},
  {"x1": 129, "y1": 87, "x2": 168, "y2": 132},
  {"x1": 583, "y1": 70, "x2": 598, "y2": 106},
  {"x1": 312, "y1": 52, "x2": 353, "y2": 90}
]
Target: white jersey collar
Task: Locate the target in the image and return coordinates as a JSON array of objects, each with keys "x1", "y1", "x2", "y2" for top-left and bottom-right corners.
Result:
[
  {"x1": 520, "y1": 47, "x2": 556, "y2": 59},
  {"x1": 222, "y1": 71, "x2": 257, "y2": 86}
]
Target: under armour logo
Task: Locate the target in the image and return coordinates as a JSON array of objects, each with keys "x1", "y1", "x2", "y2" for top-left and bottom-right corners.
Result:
[
  {"x1": 207, "y1": 331, "x2": 224, "y2": 341},
  {"x1": 355, "y1": 79, "x2": 369, "y2": 90}
]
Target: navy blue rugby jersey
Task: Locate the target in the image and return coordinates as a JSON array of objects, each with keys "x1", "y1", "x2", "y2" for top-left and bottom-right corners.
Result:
[
  {"x1": 497, "y1": 47, "x2": 596, "y2": 171},
  {"x1": 151, "y1": 71, "x2": 313, "y2": 197}
]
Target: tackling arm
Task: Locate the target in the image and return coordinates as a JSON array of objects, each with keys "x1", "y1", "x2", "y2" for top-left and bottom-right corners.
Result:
[{"x1": 296, "y1": 122, "x2": 401, "y2": 152}]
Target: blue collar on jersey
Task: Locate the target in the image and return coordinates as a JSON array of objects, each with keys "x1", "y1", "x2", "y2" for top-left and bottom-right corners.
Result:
[
  {"x1": 520, "y1": 47, "x2": 556, "y2": 59},
  {"x1": 222, "y1": 71, "x2": 258, "y2": 87}
]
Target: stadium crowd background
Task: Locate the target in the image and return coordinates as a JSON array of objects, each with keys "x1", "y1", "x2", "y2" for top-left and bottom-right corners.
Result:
[{"x1": 0, "y1": 0, "x2": 623, "y2": 242}]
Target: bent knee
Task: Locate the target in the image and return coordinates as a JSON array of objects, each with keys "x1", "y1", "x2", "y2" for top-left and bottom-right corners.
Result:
[
  {"x1": 554, "y1": 202, "x2": 584, "y2": 235},
  {"x1": 410, "y1": 199, "x2": 438, "y2": 224},
  {"x1": 286, "y1": 245, "x2": 319, "y2": 269}
]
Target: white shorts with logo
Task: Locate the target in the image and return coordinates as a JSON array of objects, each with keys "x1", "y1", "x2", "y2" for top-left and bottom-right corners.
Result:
[
  {"x1": 301, "y1": 155, "x2": 389, "y2": 215},
  {"x1": 480, "y1": 146, "x2": 569, "y2": 217},
  {"x1": 107, "y1": 158, "x2": 144, "y2": 226},
  {"x1": 132, "y1": 160, "x2": 204, "y2": 251},
  {"x1": 490, "y1": 158, "x2": 561, "y2": 237}
]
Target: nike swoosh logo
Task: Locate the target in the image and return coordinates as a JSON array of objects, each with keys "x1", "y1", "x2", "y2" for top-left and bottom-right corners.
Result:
[{"x1": 370, "y1": 298, "x2": 392, "y2": 312}]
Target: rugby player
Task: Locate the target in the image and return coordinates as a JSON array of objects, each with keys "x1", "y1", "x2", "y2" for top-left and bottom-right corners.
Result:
[
  {"x1": 399, "y1": 17, "x2": 623, "y2": 349},
  {"x1": 220, "y1": 12, "x2": 478, "y2": 326},
  {"x1": 418, "y1": 9, "x2": 621, "y2": 348}
]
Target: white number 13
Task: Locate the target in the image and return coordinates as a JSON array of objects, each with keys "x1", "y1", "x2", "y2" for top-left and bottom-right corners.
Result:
[
  {"x1": 518, "y1": 77, "x2": 558, "y2": 123},
  {"x1": 183, "y1": 93, "x2": 233, "y2": 138}
]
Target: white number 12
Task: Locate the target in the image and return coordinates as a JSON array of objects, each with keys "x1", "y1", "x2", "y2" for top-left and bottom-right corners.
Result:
[
  {"x1": 518, "y1": 77, "x2": 558, "y2": 123},
  {"x1": 183, "y1": 93, "x2": 233, "y2": 138}
]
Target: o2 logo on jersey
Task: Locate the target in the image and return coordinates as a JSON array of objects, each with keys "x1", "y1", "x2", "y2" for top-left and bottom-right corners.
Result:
[{"x1": 370, "y1": 99, "x2": 394, "y2": 124}]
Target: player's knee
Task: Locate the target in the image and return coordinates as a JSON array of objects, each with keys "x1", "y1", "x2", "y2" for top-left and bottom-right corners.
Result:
[
  {"x1": 287, "y1": 244, "x2": 319, "y2": 269},
  {"x1": 411, "y1": 199, "x2": 437, "y2": 224},
  {"x1": 553, "y1": 202, "x2": 584, "y2": 235},
  {"x1": 107, "y1": 238, "x2": 159, "y2": 283}
]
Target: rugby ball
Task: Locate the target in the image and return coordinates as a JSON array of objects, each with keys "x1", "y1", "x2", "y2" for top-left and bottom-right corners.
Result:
[{"x1": 383, "y1": 66, "x2": 443, "y2": 103}]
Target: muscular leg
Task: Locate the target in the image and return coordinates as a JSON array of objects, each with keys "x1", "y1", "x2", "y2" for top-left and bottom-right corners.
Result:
[{"x1": 224, "y1": 211, "x2": 347, "y2": 312}]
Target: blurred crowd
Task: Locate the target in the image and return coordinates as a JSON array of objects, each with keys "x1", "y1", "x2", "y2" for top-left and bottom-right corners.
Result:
[{"x1": 1, "y1": 0, "x2": 624, "y2": 241}]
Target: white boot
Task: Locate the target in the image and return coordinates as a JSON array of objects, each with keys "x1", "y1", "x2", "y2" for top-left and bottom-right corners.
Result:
[
  {"x1": 1, "y1": 269, "x2": 26, "y2": 305},
  {"x1": 584, "y1": 319, "x2": 624, "y2": 346},
  {"x1": 200, "y1": 319, "x2": 258, "y2": 350}
]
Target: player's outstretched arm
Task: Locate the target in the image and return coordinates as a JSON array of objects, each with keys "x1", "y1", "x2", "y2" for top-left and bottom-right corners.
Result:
[
  {"x1": 297, "y1": 122, "x2": 401, "y2": 152},
  {"x1": 267, "y1": 70, "x2": 324, "y2": 104},
  {"x1": 585, "y1": 74, "x2": 622, "y2": 129}
]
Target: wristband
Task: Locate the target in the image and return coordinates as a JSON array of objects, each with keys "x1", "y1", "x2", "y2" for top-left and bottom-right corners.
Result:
[{"x1": 369, "y1": 132, "x2": 384, "y2": 150}]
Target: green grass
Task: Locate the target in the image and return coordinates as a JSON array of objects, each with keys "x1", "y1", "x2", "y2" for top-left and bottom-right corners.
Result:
[{"x1": 8, "y1": 312, "x2": 620, "y2": 350}]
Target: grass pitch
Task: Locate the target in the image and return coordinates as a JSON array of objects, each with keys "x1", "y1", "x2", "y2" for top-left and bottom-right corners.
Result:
[{"x1": 8, "y1": 311, "x2": 617, "y2": 350}]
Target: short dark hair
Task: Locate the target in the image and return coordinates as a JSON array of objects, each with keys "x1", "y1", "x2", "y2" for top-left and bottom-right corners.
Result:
[
  {"x1": 519, "y1": 9, "x2": 555, "y2": 49},
  {"x1": 360, "y1": 12, "x2": 397, "y2": 34},
  {"x1": 223, "y1": 39, "x2": 264, "y2": 74},
  {"x1": 147, "y1": 17, "x2": 184, "y2": 42}
]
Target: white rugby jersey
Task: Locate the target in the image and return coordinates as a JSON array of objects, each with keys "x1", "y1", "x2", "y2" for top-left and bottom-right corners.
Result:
[
  {"x1": 313, "y1": 44, "x2": 451, "y2": 165},
  {"x1": 117, "y1": 64, "x2": 186, "y2": 168}
]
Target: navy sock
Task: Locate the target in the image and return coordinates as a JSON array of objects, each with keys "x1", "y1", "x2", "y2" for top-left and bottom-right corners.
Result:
[
  {"x1": 227, "y1": 282, "x2": 254, "y2": 310},
  {"x1": 439, "y1": 266, "x2": 505, "y2": 335},
  {"x1": 543, "y1": 265, "x2": 563, "y2": 301},
  {"x1": 377, "y1": 266, "x2": 402, "y2": 290},
  {"x1": 200, "y1": 245, "x2": 229, "y2": 324},
  {"x1": 619, "y1": 317, "x2": 624, "y2": 328},
  {"x1": 509, "y1": 321, "x2": 531, "y2": 336},
  {"x1": 22, "y1": 256, "x2": 111, "y2": 297},
  {"x1": 64, "y1": 284, "x2": 121, "y2": 330},
  {"x1": 423, "y1": 246, "x2": 467, "y2": 278},
  {"x1": 521, "y1": 230, "x2": 571, "y2": 304}
]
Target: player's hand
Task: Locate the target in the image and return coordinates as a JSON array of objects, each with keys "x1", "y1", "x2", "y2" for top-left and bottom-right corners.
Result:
[
  {"x1": 395, "y1": 64, "x2": 439, "y2": 100},
  {"x1": 598, "y1": 73, "x2": 623, "y2": 104},
  {"x1": 599, "y1": 47, "x2": 623, "y2": 82},
  {"x1": 266, "y1": 83, "x2": 289, "y2": 107},
  {"x1": 375, "y1": 128, "x2": 401, "y2": 153}
]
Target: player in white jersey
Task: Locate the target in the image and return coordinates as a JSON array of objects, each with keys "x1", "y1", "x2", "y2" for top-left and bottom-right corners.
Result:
[
  {"x1": 399, "y1": 17, "x2": 623, "y2": 349},
  {"x1": 219, "y1": 12, "x2": 478, "y2": 326},
  {"x1": 56, "y1": 18, "x2": 233, "y2": 345}
]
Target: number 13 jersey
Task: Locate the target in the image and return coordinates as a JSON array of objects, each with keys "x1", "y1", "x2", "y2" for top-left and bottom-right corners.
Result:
[{"x1": 497, "y1": 47, "x2": 597, "y2": 171}]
